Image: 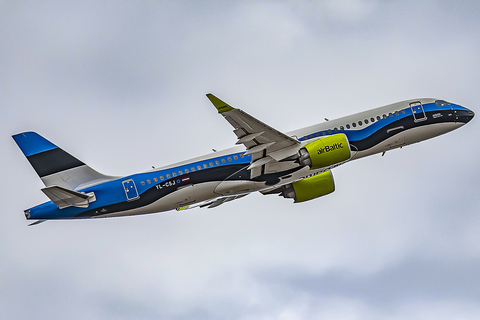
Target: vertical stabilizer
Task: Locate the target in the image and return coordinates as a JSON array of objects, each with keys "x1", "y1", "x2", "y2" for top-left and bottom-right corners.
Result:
[{"x1": 13, "y1": 132, "x2": 116, "y2": 190}]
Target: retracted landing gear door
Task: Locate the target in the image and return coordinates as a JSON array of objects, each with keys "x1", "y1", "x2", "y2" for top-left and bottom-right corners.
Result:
[{"x1": 122, "y1": 179, "x2": 140, "y2": 201}]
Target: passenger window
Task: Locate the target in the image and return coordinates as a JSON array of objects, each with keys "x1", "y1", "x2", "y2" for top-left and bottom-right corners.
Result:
[
  {"x1": 401, "y1": 109, "x2": 405, "y2": 114},
  {"x1": 383, "y1": 114, "x2": 387, "y2": 119},
  {"x1": 233, "y1": 155, "x2": 238, "y2": 160},
  {"x1": 141, "y1": 181, "x2": 145, "y2": 186},
  {"x1": 160, "y1": 176, "x2": 164, "y2": 180},
  {"x1": 215, "y1": 160, "x2": 219, "y2": 165},
  {"x1": 191, "y1": 167, "x2": 195, "y2": 172},
  {"x1": 346, "y1": 124, "x2": 351, "y2": 129},
  {"x1": 340, "y1": 126, "x2": 344, "y2": 130},
  {"x1": 209, "y1": 162, "x2": 213, "y2": 167},
  {"x1": 334, "y1": 128, "x2": 338, "y2": 132},
  {"x1": 178, "y1": 170, "x2": 183, "y2": 175},
  {"x1": 327, "y1": 129, "x2": 332, "y2": 134},
  {"x1": 364, "y1": 119, "x2": 369, "y2": 124},
  {"x1": 185, "y1": 168, "x2": 189, "y2": 173},
  {"x1": 371, "y1": 117, "x2": 375, "y2": 122},
  {"x1": 221, "y1": 158, "x2": 226, "y2": 163},
  {"x1": 240, "y1": 154, "x2": 244, "y2": 158},
  {"x1": 153, "y1": 177, "x2": 158, "y2": 182},
  {"x1": 395, "y1": 111, "x2": 399, "y2": 116},
  {"x1": 358, "y1": 121, "x2": 362, "y2": 126},
  {"x1": 315, "y1": 132, "x2": 320, "y2": 137},
  {"x1": 227, "y1": 157, "x2": 232, "y2": 161},
  {"x1": 377, "y1": 116, "x2": 381, "y2": 121},
  {"x1": 172, "y1": 172, "x2": 177, "y2": 177},
  {"x1": 197, "y1": 165, "x2": 202, "y2": 170},
  {"x1": 203, "y1": 163, "x2": 208, "y2": 168},
  {"x1": 389, "y1": 113, "x2": 393, "y2": 117},
  {"x1": 147, "y1": 179, "x2": 151, "y2": 184},
  {"x1": 166, "y1": 174, "x2": 171, "y2": 179},
  {"x1": 322, "y1": 131, "x2": 326, "y2": 135},
  {"x1": 352, "y1": 123, "x2": 357, "y2": 128}
]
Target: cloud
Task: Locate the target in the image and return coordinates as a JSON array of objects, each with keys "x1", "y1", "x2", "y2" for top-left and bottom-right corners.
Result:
[
  {"x1": 259, "y1": 255, "x2": 480, "y2": 307},
  {"x1": 1, "y1": 1, "x2": 480, "y2": 319}
]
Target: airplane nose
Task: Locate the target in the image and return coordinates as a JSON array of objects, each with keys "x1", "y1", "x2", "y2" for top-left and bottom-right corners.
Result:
[{"x1": 456, "y1": 108, "x2": 474, "y2": 124}]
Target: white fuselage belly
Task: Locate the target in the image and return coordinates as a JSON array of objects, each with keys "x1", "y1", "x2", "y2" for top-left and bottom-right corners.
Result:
[{"x1": 353, "y1": 122, "x2": 463, "y2": 160}]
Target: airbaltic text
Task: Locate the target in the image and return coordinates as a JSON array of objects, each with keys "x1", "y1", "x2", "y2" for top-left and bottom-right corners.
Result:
[{"x1": 317, "y1": 143, "x2": 343, "y2": 154}]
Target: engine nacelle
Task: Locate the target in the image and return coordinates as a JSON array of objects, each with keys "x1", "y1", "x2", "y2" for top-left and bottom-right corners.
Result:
[
  {"x1": 282, "y1": 170, "x2": 335, "y2": 203},
  {"x1": 298, "y1": 133, "x2": 351, "y2": 170}
]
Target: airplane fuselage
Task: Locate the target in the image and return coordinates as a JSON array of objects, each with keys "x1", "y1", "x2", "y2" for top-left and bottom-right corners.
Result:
[{"x1": 19, "y1": 98, "x2": 474, "y2": 221}]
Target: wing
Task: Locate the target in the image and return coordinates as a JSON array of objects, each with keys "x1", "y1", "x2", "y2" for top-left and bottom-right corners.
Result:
[
  {"x1": 207, "y1": 94, "x2": 301, "y2": 178},
  {"x1": 176, "y1": 194, "x2": 249, "y2": 211}
]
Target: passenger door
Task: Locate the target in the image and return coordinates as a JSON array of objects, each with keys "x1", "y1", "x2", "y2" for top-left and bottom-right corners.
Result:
[
  {"x1": 409, "y1": 101, "x2": 427, "y2": 122},
  {"x1": 122, "y1": 179, "x2": 139, "y2": 201}
]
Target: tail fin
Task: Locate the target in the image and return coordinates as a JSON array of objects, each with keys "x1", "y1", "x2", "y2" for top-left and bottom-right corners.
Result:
[{"x1": 13, "y1": 131, "x2": 116, "y2": 190}]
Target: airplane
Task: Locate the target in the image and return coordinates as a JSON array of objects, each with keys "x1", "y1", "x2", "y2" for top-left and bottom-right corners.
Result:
[{"x1": 13, "y1": 94, "x2": 474, "y2": 225}]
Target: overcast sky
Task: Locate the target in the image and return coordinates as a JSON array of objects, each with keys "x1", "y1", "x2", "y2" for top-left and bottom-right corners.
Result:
[{"x1": 1, "y1": 1, "x2": 479, "y2": 319}]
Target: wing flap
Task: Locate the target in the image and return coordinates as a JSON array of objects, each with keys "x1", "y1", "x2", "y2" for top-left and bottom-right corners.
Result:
[
  {"x1": 247, "y1": 156, "x2": 273, "y2": 170},
  {"x1": 236, "y1": 131, "x2": 264, "y2": 144}
]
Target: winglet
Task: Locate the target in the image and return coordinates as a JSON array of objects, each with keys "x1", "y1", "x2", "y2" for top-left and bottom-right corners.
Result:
[{"x1": 206, "y1": 94, "x2": 234, "y2": 113}]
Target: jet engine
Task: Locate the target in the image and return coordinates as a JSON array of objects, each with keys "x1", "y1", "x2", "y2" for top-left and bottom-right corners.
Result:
[
  {"x1": 282, "y1": 170, "x2": 335, "y2": 203},
  {"x1": 298, "y1": 133, "x2": 351, "y2": 169}
]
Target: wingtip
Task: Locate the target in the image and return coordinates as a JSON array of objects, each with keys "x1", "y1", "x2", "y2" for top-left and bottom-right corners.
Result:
[{"x1": 206, "y1": 94, "x2": 234, "y2": 113}]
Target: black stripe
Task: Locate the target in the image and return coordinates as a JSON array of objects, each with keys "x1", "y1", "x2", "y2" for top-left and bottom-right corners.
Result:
[
  {"x1": 75, "y1": 163, "x2": 303, "y2": 218},
  {"x1": 75, "y1": 164, "x2": 250, "y2": 218},
  {"x1": 76, "y1": 110, "x2": 464, "y2": 218},
  {"x1": 27, "y1": 148, "x2": 85, "y2": 177},
  {"x1": 350, "y1": 110, "x2": 457, "y2": 151}
]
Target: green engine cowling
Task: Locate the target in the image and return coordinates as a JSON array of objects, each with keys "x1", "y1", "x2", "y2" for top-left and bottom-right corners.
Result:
[
  {"x1": 299, "y1": 133, "x2": 351, "y2": 169},
  {"x1": 282, "y1": 170, "x2": 335, "y2": 203}
]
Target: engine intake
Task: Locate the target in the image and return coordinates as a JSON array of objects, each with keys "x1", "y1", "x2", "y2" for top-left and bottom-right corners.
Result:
[
  {"x1": 298, "y1": 133, "x2": 351, "y2": 169},
  {"x1": 282, "y1": 170, "x2": 335, "y2": 203}
]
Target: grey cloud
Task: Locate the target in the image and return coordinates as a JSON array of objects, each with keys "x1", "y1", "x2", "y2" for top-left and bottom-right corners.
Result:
[
  {"x1": 1, "y1": 0, "x2": 480, "y2": 319},
  {"x1": 257, "y1": 256, "x2": 480, "y2": 308}
]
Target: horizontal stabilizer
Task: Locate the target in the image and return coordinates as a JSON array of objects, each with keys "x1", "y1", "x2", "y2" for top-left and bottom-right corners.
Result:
[
  {"x1": 41, "y1": 185, "x2": 96, "y2": 209},
  {"x1": 28, "y1": 220, "x2": 47, "y2": 226}
]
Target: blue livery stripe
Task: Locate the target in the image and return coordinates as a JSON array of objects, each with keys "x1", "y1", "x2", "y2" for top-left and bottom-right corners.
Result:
[
  {"x1": 12, "y1": 132, "x2": 58, "y2": 157},
  {"x1": 299, "y1": 102, "x2": 448, "y2": 143}
]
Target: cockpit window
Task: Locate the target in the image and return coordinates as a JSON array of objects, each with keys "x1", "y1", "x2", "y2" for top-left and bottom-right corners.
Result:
[{"x1": 435, "y1": 100, "x2": 450, "y2": 107}]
